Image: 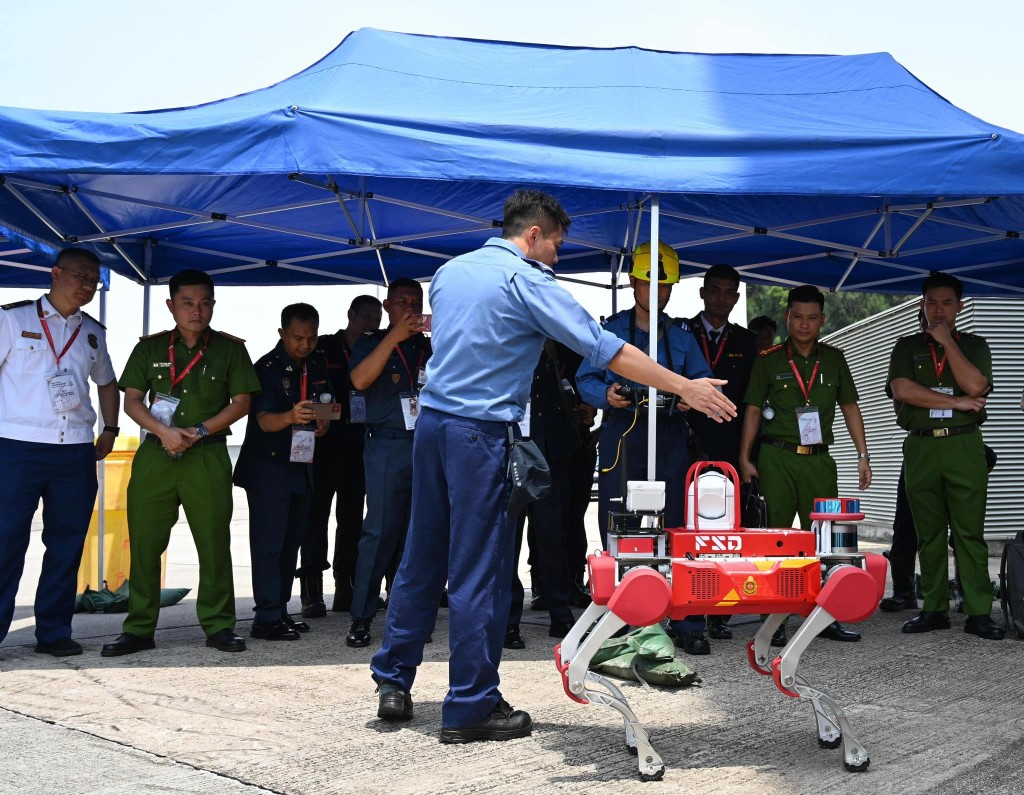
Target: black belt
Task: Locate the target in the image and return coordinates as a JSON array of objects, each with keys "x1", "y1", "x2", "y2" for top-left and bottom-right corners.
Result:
[
  {"x1": 145, "y1": 433, "x2": 226, "y2": 447},
  {"x1": 764, "y1": 437, "x2": 828, "y2": 455},
  {"x1": 907, "y1": 423, "x2": 979, "y2": 438}
]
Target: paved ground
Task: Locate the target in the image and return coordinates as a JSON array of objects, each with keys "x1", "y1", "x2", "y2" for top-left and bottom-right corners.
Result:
[{"x1": 1, "y1": 489, "x2": 1018, "y2": 795}]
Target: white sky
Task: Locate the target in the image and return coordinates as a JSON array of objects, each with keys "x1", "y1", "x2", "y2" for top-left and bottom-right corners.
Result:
[{"x1": 1, "y1": 0, "x2": 1020, "y2": 380}]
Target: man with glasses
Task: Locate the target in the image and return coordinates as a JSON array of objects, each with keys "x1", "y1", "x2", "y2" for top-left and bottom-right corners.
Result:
[{"x1": 0, "y1": 247, "x2": 120, "y2": 657}]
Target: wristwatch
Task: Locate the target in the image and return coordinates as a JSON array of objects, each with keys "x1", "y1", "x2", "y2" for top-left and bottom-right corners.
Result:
[
  {"x1": 194, "y1": 423, "x2": 210, "y2": 438},
  {"x1": 858, "y1": 452, "x2": 871, "y2": 461},
  {"x1": 102, "y1": 425, "x2": 120, "y2": 436}
]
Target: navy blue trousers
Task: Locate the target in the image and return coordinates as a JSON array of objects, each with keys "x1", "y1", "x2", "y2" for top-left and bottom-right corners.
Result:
[
  {"x1": 0, "y1": 439, "x2": 96, "y2": 644},
  {"x1": 371, "y1": 408, "x2": 515, "y2": 728},
  {"x1": 351, "y1": 428, "x2": 414, "y2": 621}
]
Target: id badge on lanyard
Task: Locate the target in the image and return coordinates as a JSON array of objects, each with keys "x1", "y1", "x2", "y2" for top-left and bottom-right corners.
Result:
[
  {"x1": 400, "y1": 392, "x2": 419, "y2": 430},
  {"x1": 349, "y1": 391, "x2": 367, "y2": 424},
  {"x1": 47, "y1": 372, "x2": 82, "y2": 413},
  {"x1": 290, "y1": 426, "x2": 316, "y2": 462},
  {"x1": 150, "y1": 392, "x2": 180, "y2": 427},
  {"x1": 796, "y1": 406, "x2": 823, "y2": 446},
  {"x1": 518, "y1": 399, "x2": 531, "y2": 438},
  {"x1": 930, "y1": 386, "x2": 954, "y2": 419}
]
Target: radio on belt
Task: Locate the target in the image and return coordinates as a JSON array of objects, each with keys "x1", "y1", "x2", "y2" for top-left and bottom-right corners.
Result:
[{"x1": 625, "y1": 480, "x2": 665, "y2": 513}]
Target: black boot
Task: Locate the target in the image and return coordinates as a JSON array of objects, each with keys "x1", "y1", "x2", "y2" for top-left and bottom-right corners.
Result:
[{"x1": 300, "y1": 573, "x2": 327, "y2": 618}]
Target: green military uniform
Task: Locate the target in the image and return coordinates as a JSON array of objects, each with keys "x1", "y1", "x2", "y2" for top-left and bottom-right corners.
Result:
[
  {"x1": 744, "y1": 339, "x2": 859, "y2": 531},
  {"x1": 119, "y1": 328, "x2": 260, "y2": 637},
  {"x1": 885, "y1": 331, "x2": 992, "y2": 615}
]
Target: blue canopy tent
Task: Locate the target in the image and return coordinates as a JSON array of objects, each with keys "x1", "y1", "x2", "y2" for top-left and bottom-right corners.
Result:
[{"x1": 0, "y1": 28, "x2": 1023, "y2": 296}]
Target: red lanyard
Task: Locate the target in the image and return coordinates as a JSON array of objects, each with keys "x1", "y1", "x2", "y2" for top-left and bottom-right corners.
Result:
[
  {"x1": 37, "y1": 299, "x2": 81, "y2": 367},
  {"x1": 169, "y1": 329, "x2": 211, "y2": 388},
  {"x1": 786, "y1": 343, "x2": 820, "y2": 406},
  {"x1": 394, "y1": 344, "x2": 424, "y2": 388},
  {"x1": 699, "y1": 327, "x2": 729, "y2": 370},
  {"x1": 300, "y1": 362, "x2": 308, "y2": 401},
  {"x1": 929, "y1": 333, "x2": 959, "y2": 382}
]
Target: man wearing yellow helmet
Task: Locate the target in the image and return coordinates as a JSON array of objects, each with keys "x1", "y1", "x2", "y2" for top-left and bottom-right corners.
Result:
[{"x1": 577, "y1": 241, "x2": 716, "y2": 656}]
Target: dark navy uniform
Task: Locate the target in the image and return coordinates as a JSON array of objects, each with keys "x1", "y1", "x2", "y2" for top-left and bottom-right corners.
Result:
[
  {"x1": 233, "y1": 342, "x2": 331, "y2": 626},
  {"x1": 682, "y1": 314, "x2": 757, "y2": 467},
  {"x1": 349, "y1": 329, "x2": 432, "y2": 622},
  {"x1": 298, "y1": 331, "x2": 367, "y2": 608}
]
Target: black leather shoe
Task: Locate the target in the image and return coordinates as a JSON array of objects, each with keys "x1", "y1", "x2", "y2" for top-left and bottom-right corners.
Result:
[
  {"x1": 283, "y1": 614, "x2": 310, "y2": 633},
  {"x1": 503, "y1": 624, "x2": 525, "y2": 650},
  {"x1": 250, "y1": 620, "x2": 300, "y2": 641},
  {"x1": 377, "y1": 683, "x2": 414, "y2": 720},
  {"x1": 346, "y1": 619, "x2": 372, "y2": 648},
  {"x1": 675, "y1": 630, "x2": 710, "y2": 656},
  {"x1": 902, "y1": 611, "x2": 951, "y2": 634},
  {"x1": 707, "y1": 617, "x2": 733, "y2": 640},
  {"x1": 879, "y1": 593, "x2": 918, "y2": 612},
  {"x1": 770, "y1": 625, "x2": 788, "y2": 648},
  {"x1": 548, "y1": 619, "x2": 573, "y2": 639},
  {"x1": 964, "y1": 615, "x2": 1006, "y2": 640},
  {"x1": 206, "y1": 629, "x2": 246, "y2": 652},
  {"x1": 301, "y1": 601, "x2": 327, "y2": 618},
  {"x1": 438, "y1": 700, "x2": 532, "y2": 743},
  {"x1": 530, "y1": 594, "x2": 548, "y2": 612},
  {"x1": 571, "y1": 582, "x2": 592, "y2": 608},
  {"x1": 34, "y1": 638, "x2": 82, "y2": 657},
  {"x1": 101, "y1": 632, "x2": 155, "y2": 657},
  {"x1": 819, "y1": 621, "x2": 861, "y2": 642}
]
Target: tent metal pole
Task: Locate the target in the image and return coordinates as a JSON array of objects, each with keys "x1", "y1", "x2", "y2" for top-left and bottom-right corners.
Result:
[
  {"x1": 143, "y1": 240, "x2": 152, "y2": 335},
  {"x1": 96, "y1": 287, "x2": 107, "y2": 586},
  {"x1": 647, "y1": 196, "x2": 660, "y2": 482}
]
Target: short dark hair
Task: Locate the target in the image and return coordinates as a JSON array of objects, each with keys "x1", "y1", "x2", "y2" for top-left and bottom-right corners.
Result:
[
  {"x1": 921, "y1": 271, "x2": 964, "y2": 300},
  {"x1": 704, "y1": 264, "x2": 740, "y2": 289},
  {"x1": 787, "y1": 284, "x2": 825, "y2": 310},
  {"x1": 502, "y1": 189, "x2": 572, "y2": 238},
  {"x1": 748, "y1": 315, "x2": 777, "y2": 334},
  {"x1": 387, "y1": 277, "x2": 423, "y2": 298},
  {"x1": 55, "y1": 247, "x2": 100, "y2": 270},
  {"x1": 281, "y1": 303, "x2": 319, "y2": 329},
  {"x1": 169, "y1": 269, "x2": 215, "y2": 298},
  {"x1": 349, "y1": 294, "x2": 382, "y2": 314}
]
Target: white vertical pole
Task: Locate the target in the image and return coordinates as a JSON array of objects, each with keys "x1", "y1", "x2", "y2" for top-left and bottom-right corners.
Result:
[
  {"x1": 647, "y1": 196, "x2": 659, "y2": 482},
  {"x1": 96, "y1": 286, "x2": 107, "y2": 585},
  {"x1": 142, "y1": 240, "x2": 152, "y2": 335}
]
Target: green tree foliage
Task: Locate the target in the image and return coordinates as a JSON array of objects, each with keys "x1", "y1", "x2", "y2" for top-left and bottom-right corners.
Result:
[{"x1": 746, "y1": 284, "x2": 908, "y2": 338}]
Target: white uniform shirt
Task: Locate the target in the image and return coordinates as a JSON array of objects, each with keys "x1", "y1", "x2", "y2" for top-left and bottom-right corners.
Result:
[{"x1": 0, "y1": 295, "x2": 116, "y2": 445}]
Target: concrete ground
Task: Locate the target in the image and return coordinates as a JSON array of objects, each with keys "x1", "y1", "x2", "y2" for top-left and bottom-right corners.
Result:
[{"x1": 1, "y1": 489, "x2": 1019, "y2": 795}]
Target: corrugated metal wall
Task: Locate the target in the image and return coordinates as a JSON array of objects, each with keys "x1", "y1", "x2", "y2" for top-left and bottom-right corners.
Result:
[{"x1": 823, "y1": 297, "x2": 1023, "y2": 538}]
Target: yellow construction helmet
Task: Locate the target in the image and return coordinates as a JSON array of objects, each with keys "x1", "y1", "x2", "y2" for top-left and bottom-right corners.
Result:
[{"x1": 630, "y1": 241, "x2": 679, "y2": 284}]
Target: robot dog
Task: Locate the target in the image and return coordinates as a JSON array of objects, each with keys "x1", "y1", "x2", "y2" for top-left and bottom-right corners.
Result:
[{"x1": 554, "y1": 461, "x2": 887, "y2": 780}]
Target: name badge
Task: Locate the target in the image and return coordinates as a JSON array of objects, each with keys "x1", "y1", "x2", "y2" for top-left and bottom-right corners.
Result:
[
  {"x1": 400, "y1": 392, "x2": 419, "y2": 431},
  {"x1": 290, "y1": 426, "x2": 316, "y2": 463},
  {"x1": 349, "y1": 392, "x2": 367, "y2": 424},
  {"x1": 930, "y1": 386, "x2": 954, "y2": 419},
  {"x1": 518, "y1": 399, "x2": 531, "y2": 438},
  {"x1": 417, "y1": 368, "x2": 427, "y2": 388},
  {"x1": 796, "y1": 406, "x2": 823, "y2": 446},
  {"x1": 47, "y1": 371, "x2": 82, "y2": 413}
]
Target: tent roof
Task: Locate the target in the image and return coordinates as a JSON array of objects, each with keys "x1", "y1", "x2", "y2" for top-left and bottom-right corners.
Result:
[{"x1": 2, "y1": 28, "x2": 1023, "y2": 294}]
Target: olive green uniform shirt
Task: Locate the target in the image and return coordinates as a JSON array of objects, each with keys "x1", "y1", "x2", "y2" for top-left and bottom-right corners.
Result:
[
  {"x1": 885, "y1": 331, "x2": 992, "y2": 430},
  {"x1": 743, "y1": 338, "x2": 859, "y2": 445},
  {"x1": 118, "y1": 328, "x2": 261, "y2": 434}
]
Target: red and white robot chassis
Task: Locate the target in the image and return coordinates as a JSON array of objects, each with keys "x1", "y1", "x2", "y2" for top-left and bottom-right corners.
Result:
[{"x1": 554, "y1": 461, "x2": 888, "y2": 781}]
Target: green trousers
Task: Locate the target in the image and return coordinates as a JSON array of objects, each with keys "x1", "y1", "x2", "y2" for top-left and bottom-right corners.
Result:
[
  {"x1": 123, "y1": 440, "x2": 236, "y2": 637},
  {"x1": 904, "y1": 432, "x2": 990, "y2": 615},
  {"x1": 757, "y1": 443, "x2": 838, "y2": 531}
]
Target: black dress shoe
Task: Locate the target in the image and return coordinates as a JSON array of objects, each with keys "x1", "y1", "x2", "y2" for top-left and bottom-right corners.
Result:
[
  {"x1": 101, "y1": 632, "x2": 156, "y2": 657},
  {"x1": 675, "y1": 630, "x2": 710, "y2": 656},
  {"x1": 283, "y1": 614, "x2": 310, "y2": 633},
  {"x1": 964, "y1": 615, "x2": 1006, "y2": 640},
  {"x1": 571, "y1": 583, "x2": 592, "y2": 608},
  {"x1": 902, "y1": 611, "x2": 951, "y2": 634},
  {"x1": 879, "y1": 593, "x2": 918, "y2": 612},
  {"x1": 503, "y1": 624, "x2": 525, "y2": 650},
  {"x1": 548, "y1": 619, "x2": 573, "y2": 639},
  {"x1": 707, "y1": 617, "x2": 733, "y2": 640},
  {"x1": 770, "y1": 625, "x2": 788, "y2": 648},
  {"x1": 301, "y1": 601, "x2": 327, "y2": 619},
  {"x1": 206, "y1": 629, "x2": 246, "y2": 652},
  {"x1": 438, "y1": 700, "x2": 533, "y2": 743},
  {"x1": 250, "y1": 620, "x2": 300, "y2": 641},
  {"x1": 346, "y1": 619, "x2": 372, "y2": 648},
  {"x1": 377, "y1": 683, "x2": 414, "y2": 720},
  {"x1": 819, "y1": 621, "x2": 861, "y2": 642},
  {"x1": 34, "y1": 638, "x2": 82, "y2": 657},
  {"x1": 530, "y1": 594, "x2": 548, "y2": 612}
]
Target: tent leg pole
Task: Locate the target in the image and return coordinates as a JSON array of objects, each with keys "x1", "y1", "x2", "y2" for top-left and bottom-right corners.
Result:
[{"x1": 647, "y1": 196, "x2": 659, "y2": 483}]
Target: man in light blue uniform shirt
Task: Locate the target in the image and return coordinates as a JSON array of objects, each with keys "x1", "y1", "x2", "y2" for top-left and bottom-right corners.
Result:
[
  {"x1": 370, "y1": 190, "x2": 736, "y2": 743},
  {"x1": 577, "y1": 242, "x2": 714, "y2": 656}
]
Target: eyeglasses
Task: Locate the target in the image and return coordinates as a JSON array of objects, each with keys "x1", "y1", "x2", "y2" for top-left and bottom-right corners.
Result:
[{"x1": 58, "y1": 266, "x2": 102, "y2": 290}]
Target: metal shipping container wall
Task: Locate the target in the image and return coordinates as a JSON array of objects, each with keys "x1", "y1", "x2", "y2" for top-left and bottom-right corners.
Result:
[{"x1": 823, "y1": 297, "x2": 1023, "y2": 539}]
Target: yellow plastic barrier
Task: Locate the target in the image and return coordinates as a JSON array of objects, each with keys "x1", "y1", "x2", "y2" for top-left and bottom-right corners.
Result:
[{"x1": 77, "y1": 436, "x2": 167, "y2": 592}]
